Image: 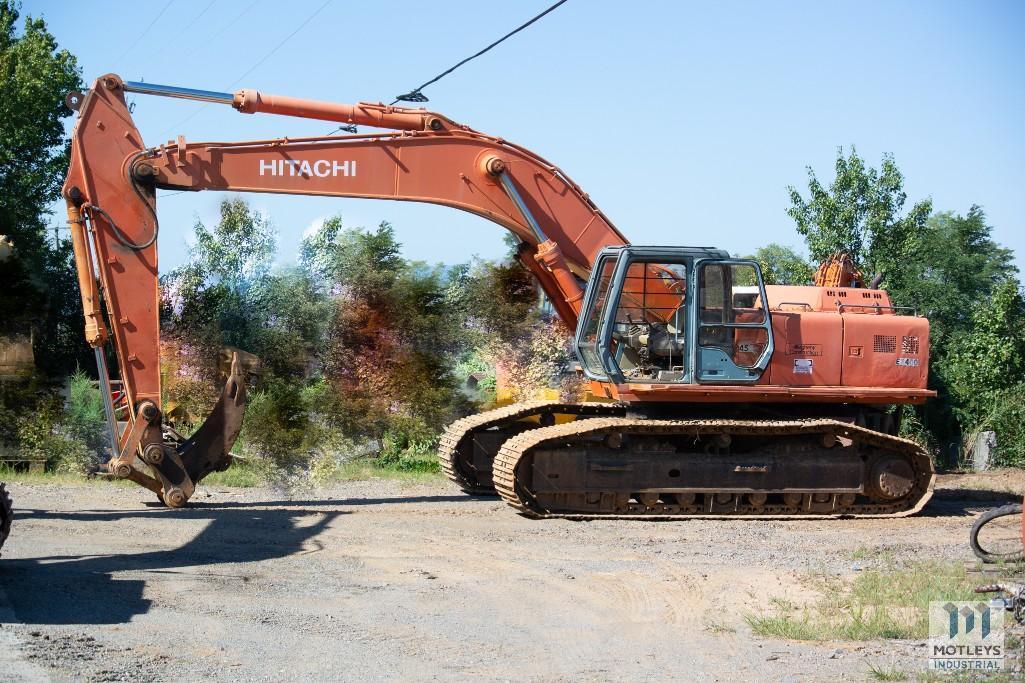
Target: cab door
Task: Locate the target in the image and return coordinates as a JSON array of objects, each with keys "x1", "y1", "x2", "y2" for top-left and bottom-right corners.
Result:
[{"x1": 694, "y1": 260, "x2": 774, "y2": 382}]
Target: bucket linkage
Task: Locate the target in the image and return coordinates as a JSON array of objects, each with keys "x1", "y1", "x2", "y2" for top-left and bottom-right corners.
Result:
[{"x1": 99, "y1": 353, "x2": 247, "y2": 507}]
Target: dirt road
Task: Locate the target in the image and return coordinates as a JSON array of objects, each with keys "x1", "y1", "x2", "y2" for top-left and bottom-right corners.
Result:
[{"x1": 0, "y1": 474, "x2": 1017, "y2": 682}]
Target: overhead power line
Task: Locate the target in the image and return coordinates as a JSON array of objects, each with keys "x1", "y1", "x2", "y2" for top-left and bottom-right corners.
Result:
[
  {"x1": 206, "y1": 0, "x2": 262, "y2": 43},
  {"x1": 160, "y1": 0, "x2": 332, "y2": 138},
  {"x1": 326, "y1": 0, "x2": 571, "y2": 137},
  {"x1": 390, "y1": 0, "x2": 570, "y2": 105},
  {"x1": 114, "y1": 0, "x2": 176, "y2": 65},
  {"x1": 227, "y1": 0, "x2": 331, "y2": 88},
  {"x1": 180, "y1": 0, "x2": 218, "y2": 35}
]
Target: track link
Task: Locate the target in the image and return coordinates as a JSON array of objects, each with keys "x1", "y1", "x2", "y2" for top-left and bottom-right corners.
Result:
[
  {"x1": 493, "y1": 417, "x2": 935, "y2": 519},
  {"x1": 438, "y1": 400, "x2": 624, "y2": 494}
]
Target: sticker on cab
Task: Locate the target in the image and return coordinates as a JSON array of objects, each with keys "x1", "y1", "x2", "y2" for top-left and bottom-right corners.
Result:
[{"x1": 793, "y1": 358, "x2": 813, "y2": 374}]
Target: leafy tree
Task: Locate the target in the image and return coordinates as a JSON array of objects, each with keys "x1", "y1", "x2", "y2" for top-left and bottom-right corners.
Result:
[
  {"x1": 0, "y1": 1, "x2": 81, "y2": 249},
  {"x1": 744, "y1": 243, "x2": 814, "y2": 285},
  {"x1": 162, "y1": 197, "x2": 278, "y2": 354},
  {"x1": 940, "y1": 280, "x2": 1025, "y2": 465},
  {"x1": 785, "y1": 151, "x2": 1025, "y2": 463},
  {"x1": 787, "y1": 148, "x2": 931, "y2": 294},
  {"x1": 446, "y1": 256, "x2": 580, "y2": 404},
  {"x1": 192, "y1": 197, "x2": 276, "y2": 291},
  {"x1": 0, "y1": 2, "x2": 86, "y2": 374},
  {"x1": 302, "y1": 218, "x2": 403, "y2": 298},
  {"x1": 309, "y1": 219, "x2": 468, "y2": 441},
  {"x1": 447, "y1": 258, "x2": 537, "y2": 343},
  {"x1": 871, "y1": 207, "x2": 1017, "y2": 457},
  {"x1": 247, "y1": 268, "x2": 331, "y2": 378},
  {"x1": 897, "y1": 207, "x2": 1016, "y2": 349},
  {"x1": 942, "y1": 281, "x2": 1025, "y2": 417}
]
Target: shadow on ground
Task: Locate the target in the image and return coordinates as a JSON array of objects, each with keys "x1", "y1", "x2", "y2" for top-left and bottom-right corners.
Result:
[
  {"x1": 0, "y1": 491, "x2": 483, "y2": 626},
  {"x1": 921, "y1": 487, "x2": 1020, "y2": 519},
  {"x1": 0, "y1": 503, "x2": 351, "y2": 626}
]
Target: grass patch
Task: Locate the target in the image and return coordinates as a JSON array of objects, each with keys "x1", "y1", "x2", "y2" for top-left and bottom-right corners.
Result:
[
  {"x1": 704, "y1": 619, "x2": 736, "y2": 635},
  {"x1": 201, "y1": 459, "x2": 268, "y2": 487},
  {"x1": 0, "y1": 452, "x2": 446, "y2": 492},
  {"x1": 866, "y1": 663, "x2": 908, "y2": 681},
  {"x1": 847, "y1": 546, "x2": 896, "y2": 564},
  {"x1": 916, "y1": 672, "x2": 1020, "y2": 683},
  {"x1": 0, "y1": 464, "x2": 132, "y2": 487},
  {"x1": 746, "y1": 560, "x2": 980, "y2": 641},
  {"x1": 205, "y1": 452, "x2": 446, "y2": 488},
  {"x1": 315, "y1": 457, "x2": 444, "y2": 485}
]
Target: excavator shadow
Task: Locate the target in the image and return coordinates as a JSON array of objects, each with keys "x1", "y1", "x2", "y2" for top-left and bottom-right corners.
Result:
[
  {"x1": 137, "y1": 494, "x2": 482, "y2": 509},
  {"x1": 918, "y1": 490, "x2": 1019, "y2": 518},
  {"x1": 0, "y1": 503, "x2": 348, "y2": 626},
  {"x1": 0, "y1": 490, "x2": 484, "y2": 625}
]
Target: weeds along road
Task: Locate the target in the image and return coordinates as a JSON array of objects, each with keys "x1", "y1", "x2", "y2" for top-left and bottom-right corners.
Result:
[{"x1": 0, "y1": 473, "x2": 1017, "y2": 682}]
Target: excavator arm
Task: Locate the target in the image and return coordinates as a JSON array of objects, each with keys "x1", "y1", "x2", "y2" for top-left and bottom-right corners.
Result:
[{"x1": 61, "y1": 74, "x2": 629, "y2": 507}]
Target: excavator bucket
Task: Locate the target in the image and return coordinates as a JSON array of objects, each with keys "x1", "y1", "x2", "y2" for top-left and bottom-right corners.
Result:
[{"x1": 174, "y1": 352, "x2": 247, "y2": 483}]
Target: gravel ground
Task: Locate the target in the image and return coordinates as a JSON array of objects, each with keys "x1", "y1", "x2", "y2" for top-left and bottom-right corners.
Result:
[{"x1": 0, "y1": 472, "x2": 1020, "y2": 682}]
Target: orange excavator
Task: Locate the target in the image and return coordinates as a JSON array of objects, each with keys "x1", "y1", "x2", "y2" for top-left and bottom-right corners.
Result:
[{"x1": 0, "y1": 74, "x2": 939, "y2": 547}]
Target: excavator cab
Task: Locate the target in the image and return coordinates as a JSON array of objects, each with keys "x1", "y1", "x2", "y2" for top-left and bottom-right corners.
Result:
[{"x1": 575, "y1": 246, "x2": 774, "y2": 385}]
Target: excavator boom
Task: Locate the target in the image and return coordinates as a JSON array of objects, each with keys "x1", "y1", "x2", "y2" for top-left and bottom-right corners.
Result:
[{"x1": 58, "y1": 74, "x2": 629, "y2": 507}]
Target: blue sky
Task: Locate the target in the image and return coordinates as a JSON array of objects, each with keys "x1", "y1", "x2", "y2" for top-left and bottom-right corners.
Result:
[{"x1": 26, "y1": 0, "x2": 1025, "y2": 274}]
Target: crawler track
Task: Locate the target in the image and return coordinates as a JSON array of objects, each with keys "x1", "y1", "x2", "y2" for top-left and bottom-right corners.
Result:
[
  {"x1": 492, "y1": 417, "x2": 934, "y2": 519},
  {"x1": 438, "y1": 400, "x2": 625, "y2": 494}
]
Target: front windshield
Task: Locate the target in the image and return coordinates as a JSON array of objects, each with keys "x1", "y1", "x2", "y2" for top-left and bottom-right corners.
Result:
[
  {"x1": 606, "y1": 260, "x2": 689, "y2": 383},
  {"x1": 576, "y1": 256, "x2": 619, "y2": 377}
]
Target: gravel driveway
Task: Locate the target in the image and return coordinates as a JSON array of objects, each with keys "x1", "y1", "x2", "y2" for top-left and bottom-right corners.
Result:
[{"x1": 0, "y1": 473, "x2": 1018, "y2": 682}]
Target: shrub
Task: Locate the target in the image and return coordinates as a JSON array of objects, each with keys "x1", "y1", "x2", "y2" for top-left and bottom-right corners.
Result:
[
  {"x1": 968, "y1": 384, "x2": 1025, "y2": 468},
  {"x1": 63, "y1": 370, "x2": 107, "y2": 462},
  {"x1": 14, "y1": 392, "x2": 90, "y2": 472}
]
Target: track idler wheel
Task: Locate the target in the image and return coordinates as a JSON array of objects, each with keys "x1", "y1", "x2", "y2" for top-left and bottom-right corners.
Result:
[{"x1": 871, "y1": 457, "x2": 915, "y2": 500}]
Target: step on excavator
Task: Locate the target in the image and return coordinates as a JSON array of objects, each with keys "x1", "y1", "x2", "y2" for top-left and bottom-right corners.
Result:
[{"x1": 0, "y1": 74, "x2": 937, "y2": 550}]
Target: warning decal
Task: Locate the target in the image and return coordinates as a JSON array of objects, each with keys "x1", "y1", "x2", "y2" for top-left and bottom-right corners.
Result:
[
  {"x1": 788, "y1": 344, "x2": 823, "y2": 356},
  {"x1": 793, "y1": 358, "x2": 813, "y2": 375}
]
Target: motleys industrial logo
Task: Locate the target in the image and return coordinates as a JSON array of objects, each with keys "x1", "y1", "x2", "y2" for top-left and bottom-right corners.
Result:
[
  {"x1": 929, "y1": 601, "x2": 1004, "y2": 671},
  {"x1": 258, "y1": 159, "x2": 356, "y2": 178}
]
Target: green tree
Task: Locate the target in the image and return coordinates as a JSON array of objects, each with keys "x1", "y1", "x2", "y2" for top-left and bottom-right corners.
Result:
[
  {"x1": 192, "y1": 197, "x2": 276, "y2": 290},
  {"x1": 446, "y1": 257, "x2": 537, "y2": 343},
  {"x1": 247, "y1": 268, "x2": 331, "y2": 378},
  {"x1": 873, "y1": 207, "x2": 1017, "y2": 457},
  {"x1": 744, "y1": 243, "x2": 814, "y2": 285},
  {"x1": 446, "y1": 255, "x2": 581, "y2": 404},
  {"x1": 162, "y1": 197, "x2": 278, "y2": 354},
  {"x1": 300, "y1": 217, "x2": 473, "y2": 452},
  {"x1": 787, "y1": 148, "x2": 932, "y2": 294},
  {"x1": 0, "y1": 1, "x2": 81, "y2": 248},
  {"x1": 301, "y1": 218, "x2": 404, "y2": 298},
  {"x1": 942, "y1": 280, "x2": 1025, "y2": 416},
  {"x1": 0, "y1": 2, "x2": 86, "y2": 374},
  {"x1": 898, "y1": 207, "x2": 1016, "y2": 349},
  {"x1": 940, "y1": 280, "x2": 1025, "y2": 465}
]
